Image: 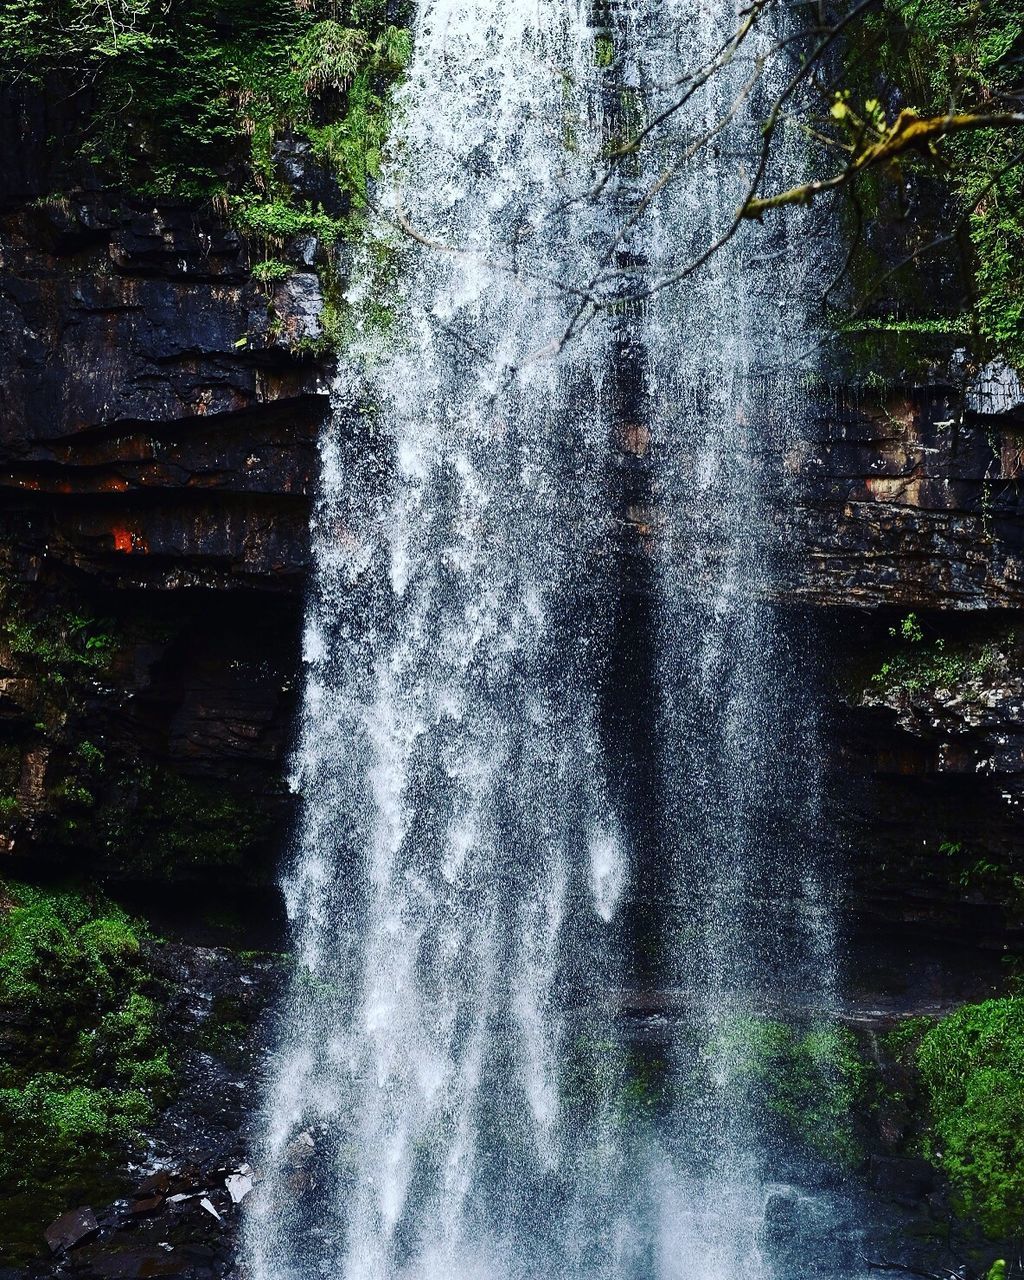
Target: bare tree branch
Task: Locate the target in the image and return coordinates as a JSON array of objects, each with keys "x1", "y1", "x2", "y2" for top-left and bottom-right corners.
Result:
[{"x1": 743, "y1": 110, "x2": 1024, "y2": 218}]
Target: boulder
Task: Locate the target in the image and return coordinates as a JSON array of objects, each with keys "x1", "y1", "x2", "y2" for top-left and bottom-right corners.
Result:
[{"x1": 44, "y1": 1205, "x2": 99, "y2": 1253}]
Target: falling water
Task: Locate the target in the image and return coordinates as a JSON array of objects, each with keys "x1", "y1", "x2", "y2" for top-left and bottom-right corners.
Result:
[
  {"x1": 627, "y1": 2, "x2": 840, "y2": 1274},
  {"x1": 246, "y1": 2, "x2": 840, "y2": 1279}
]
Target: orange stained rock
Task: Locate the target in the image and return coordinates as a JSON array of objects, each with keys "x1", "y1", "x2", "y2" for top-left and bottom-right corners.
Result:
[
  {"x1": 111, "y1": 525, "x2": 149, "y2": 553},
  {"x1": 619, "y1": 421, "x2": 650, "y2": 457}
]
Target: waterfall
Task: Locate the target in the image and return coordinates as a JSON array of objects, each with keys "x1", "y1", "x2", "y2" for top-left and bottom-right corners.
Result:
[
  {"x1": 628, "y1": 3, "x2": 838, "y2": 1273},
  {"x1": 245, "y1": 2, "x2": 836, "y2": 1279}
]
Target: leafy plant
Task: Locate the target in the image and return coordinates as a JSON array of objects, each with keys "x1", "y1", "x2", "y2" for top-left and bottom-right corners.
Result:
[
  {"x1": 863, "y1": 2, "x2": 1024, "y2": 365},
  {"x1": 870, "y1": 614, "x2": 1010, "y2": 696},
  {"x1": 294, "y1": 20, "x2": 368, "y2": 95},
  {"x1": 0, "y1": 0, "x2": 412, "y2": 252},
  {"x1": 250, "y1": 257, "x2": 293, "y2": 283}
]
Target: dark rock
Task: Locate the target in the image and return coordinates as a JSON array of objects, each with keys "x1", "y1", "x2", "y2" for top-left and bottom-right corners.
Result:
[
  {"x1": 790, "y1": 385, "x2": 1024, "y2": 609},
  {"x1": 0, "y1": 169, "x2": 331, "y2": 884},
  {"x1": 135, "y1": 1172, "x2": 171, "y2": 1199},
  {"x1": 129, "y1": 1194, "x2": 165, "y2": 1217},
  {"x1": 761, "y1": 1190, "x2": 798, "y2": 1239},
  {"x1": 271, "y1": 138, "x2": 347, "y2": 218},
  {"x1": 44, "y1": 1206, "x2": 99, "y2": 1253},
  {"x1": 0, "y1": 187, "x2": 329, "y2": 594},
  {"x1": 967, "y1": 360, "x2": 1024, "y2": 417},
  {"x1": 271, "y1": 273, "x2": 324, "y2": 347},
  {"x1": 85, "y1": 1249, "x2": 187, "y2": 1279},
  {"x1": 868, "y1": 1155, "x2": 935, "y2": 1204}
]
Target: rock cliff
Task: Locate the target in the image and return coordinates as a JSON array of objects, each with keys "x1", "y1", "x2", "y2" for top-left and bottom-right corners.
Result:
[{"x1": 0, "y1": 168, "x2": 330, "y2": 884}]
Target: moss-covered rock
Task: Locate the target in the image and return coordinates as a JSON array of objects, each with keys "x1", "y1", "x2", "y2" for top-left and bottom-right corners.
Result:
[
  {"x1": 715, "y1": 1016, "x2": 873, "y2": 1165},
  {"x1": 917, "y1": 997, "x2": 1024, "y2": 1238},
  {"x1": 0, "y1": 880, "x2": 172, "y2": 1259}
]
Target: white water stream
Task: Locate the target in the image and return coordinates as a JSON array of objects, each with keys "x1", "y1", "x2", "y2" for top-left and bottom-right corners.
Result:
[{"x1": 245, "y1": 3, "x2": 837, "y2": 1278}]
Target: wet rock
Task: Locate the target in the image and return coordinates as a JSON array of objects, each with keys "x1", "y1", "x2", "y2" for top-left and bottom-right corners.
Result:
[
  {"x1": 869, "y1": 1155, "x2": 935, "y2": 1204},
  {"x1": 283, "y1": 1130, "x2": 315, "y2": 1168},
  {"x1": 270, "y1": 273, "x2": 323, "y2": 347},
  {"x1": 790, "y1": 386, "x2": 1024, "y2": 609},
  {"x1": 271, "y1": 139, "x2": 347, "y2": 217},
  {"x1": 85, "y1": 1248, "x2": 187, "y2": 1279},
  {"x1": 761, "y1": 1190, "x2": 798, "y2": 1240},
  {"x1": 135, "y1": 1171, "x2": 171, "y2": 1199},
  {"x1": 44, "y1": 1206, "x2": 99, "y2": 1253},
  {"x1": 0, "y1": 187, "x2": 329, "y2": 596},
  {"x1": 170, "y1": 1165, "x2": 207, "y2": 1196},
  {"x1": 967, "y1": 360, "x2": 1024, "y2": 417},
  {"x1": 224, "y1": 1166, "x2": 254, "y2": 1205},
  {"x1": 130, "y1": 1193, "x2": 165, "y2": 1217}
]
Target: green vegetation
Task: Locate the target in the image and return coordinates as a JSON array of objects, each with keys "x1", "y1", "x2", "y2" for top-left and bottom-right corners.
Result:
[
  {"x1": 0, "y1": 881, "x2": 170, "y2": 1214},
  {"x1": 0, "y1": 578, "x2": 118, "y2": 696},
  {"x1": 570, "y1": 1018, "x2": 872, "y2": 1163},
  {"x1": 936, "y1": 840, "x2": 1024, "y2": 910},
  {"x1": 250, "y1": 257, "x2": 294, "y2": 285},
  {"x1": 870, "y1": 613, "x2": 1010, "y2": 697},
  {"x1": 716, "y1": 1017, "x2": 868, "y2": 1163},
  {"x1": 195, "y1": 993, "x2": 259, "y2": 1073},
  {"x1": 839, "y1": 316, "x2": 974, "y2": 337},
  {"x1": 917, "y1": 997, "x2": 1024, "y2": 1237},
  {"x1": 96, "y1": 764, "x2": 275, "y2": 873},
  {"x1": 594, "y1": 33, "x2": 615, "y2": 69},
  {"x1": 0, "y1": 0, "x2": 411, "y2": 254},
  {"x1": 0, "y1": 564, "x2": 275, "y2": 877},
  {"x1": 0, "y1": 0, "x2": 411, "y2": 202},
  {"x1": 859, "y1": 2, "x2": 1024, "y2": 366},
  {"x1": 881, "y1": 1014, "x2": 934, "y2": 1064},
  {"x1": 0, "y1": 574, "x2": 121, "y2": 836}
]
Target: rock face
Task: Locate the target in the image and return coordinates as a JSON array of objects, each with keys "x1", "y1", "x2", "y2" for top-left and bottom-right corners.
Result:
[
  {"x1": 2, "y1": 71, "x2": 1023, "y2": 1276},
  {"x1": 835, "y1": 642, "x2": 1024, "y2": 962},
  {"x1": 793, "y1": 380, "x2": 1024, "y2": 609},
  {"x1": 25, "y1": 943, "x2": 284, "y2": 1280},
  {"x1": 0, "y1": 194, "x2": 325, "y2": 590},
  {"x1": 0, "y1": 134, "x2": 332, "y2": 880},
  {"x1": 789, "y1": 373, "x2": 1024, "y2": 967}
]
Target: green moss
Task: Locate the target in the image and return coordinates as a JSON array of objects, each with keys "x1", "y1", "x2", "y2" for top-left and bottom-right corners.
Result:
[
  {"x1": 93, "y1": 764, "x2": 276, "y2": 874},
  {"x1": 917, "y1": 997, "x2": 1024, "y2": 1237},
  {"x1": 0, "y1": 579, "x2": 118, "y2": 695},
  {"x1": 194, "y1": 994, "x2": 257, "y2": 1072},
  {"x1": 0, "y1": 882, "x2": 142, "y2": 1004},
  {"x1": 840, "y1": 316, "x2": 974, "y2": 337},
  {"x1": 77, "y1": 741, "x2": 104, "y2": 769},
  {"x1": 0, "y1": 1, "x2": 410, "y2": 238},
  {"x1": 0, "y1": 880, "x2": 173, "y2": 1246},
  {"x1": 594, "y1": 33, "x2": 615, "y2": 69},
  {"x1": 716, "y1": 1017, "x2": 868, "y2": 1163},
  {"x1": 250, "y1": 257, "x2": 294, "y2": 284},
  {"x1": 232, "y1": 196, "x2": 346, "y2": 248},
  {"x1": 882, "y1": 1015, "x2": 935, "y2": 1063},
  {"x1": 560, "y1": 1034, "x2": 672, "y2": 1138}
]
